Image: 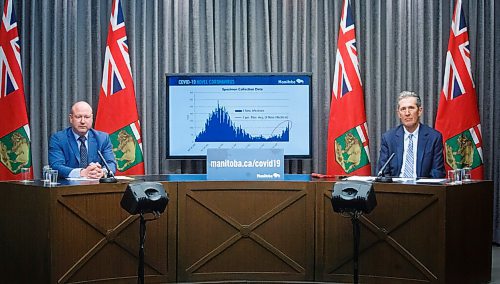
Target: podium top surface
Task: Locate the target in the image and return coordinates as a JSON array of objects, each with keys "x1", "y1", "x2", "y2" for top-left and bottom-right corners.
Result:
[
  {"x1": 1, "y1": 174, "x2": 491, "y2": 190},
  {"x1": 1, "y1": 173, "x2": 314, "y2": 187}
]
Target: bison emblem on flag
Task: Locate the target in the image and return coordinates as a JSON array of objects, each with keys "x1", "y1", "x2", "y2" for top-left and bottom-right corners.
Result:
[
  {"x1": 334, "y1": 125, "x2": 370, "y2": 174},
  {"x1": 110, "y1": 125, "x2": 144, "y2": 172},
  {"x1": 444, "y1": 127, "x2": 483, "y2": 170},
  {"x1": 0, "y1": 127, "x2": 31, "y2": 174}
]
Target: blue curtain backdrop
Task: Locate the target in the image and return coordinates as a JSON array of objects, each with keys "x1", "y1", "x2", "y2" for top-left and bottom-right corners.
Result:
[{"x1": 6, "y1": 0, "x2": 500, "y2": 241}]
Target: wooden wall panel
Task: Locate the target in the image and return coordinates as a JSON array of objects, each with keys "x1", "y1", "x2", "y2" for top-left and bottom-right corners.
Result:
[
  {"x1": 0, "y1": 183, "x2": 51, "y2": 283},
  {"x1": 444, "y1": 182, "x2": 493, "y2": 284},
  {"x1": 0, "y1": 180, "x2": 176, "y2": 284},
  {"x1": 50, "y1": 182, "x2": 177, "y2": 283},
  {"x1": 177, "y1": 181, "x2": 316, "y2": 282},
  {"x1": 315, "y1": 181, "x2": 492, "y2": 284}
]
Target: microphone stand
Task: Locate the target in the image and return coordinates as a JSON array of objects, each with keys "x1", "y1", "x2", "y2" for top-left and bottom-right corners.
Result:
[
  {"x1": 351, "y1": 211, "x2": 361, "y2": 284},
  {"x1": 374, "y1": 175, "x2": 393, "y2": 183},
  {"x1": 100, "y1": 174, "x2": 117, "y2": 183},
  {"x1": 98, "y1": 150, "x2": 117, "y2": 183},
  {"x1": 137, "y1": 212, "x2": 160, "y2": 284},
  {"x1": 138, "y1": 214, "x2": 146, "y2": 284},
  {"x1": 374, "y1": 153, "x2": 395, "y2": 183}
]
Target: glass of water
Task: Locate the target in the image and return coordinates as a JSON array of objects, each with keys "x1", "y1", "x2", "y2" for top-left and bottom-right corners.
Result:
[
  {"x1": 447, "y1": 170, "x2": 455, "y2": 184},
  {"x1": 454, "y1": 169, "x2": 463, "y2": 184},
  {"x1": 49, "y1": 169, "x2": 58, "y2": 186},
  {"x1": 463, "y1": 167, "x2": 472, "y2": 182},
  {"x1": 20, "y1": 167, "x2": 31, "y2": 183},
  {"x1": 42, "y1": 165, "x2": 51, "y2": 182}
]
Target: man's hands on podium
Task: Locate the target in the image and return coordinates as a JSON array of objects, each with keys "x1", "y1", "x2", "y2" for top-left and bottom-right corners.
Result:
[{"x1": 80, "y1": 162, "x2": 106, "y2": 179}]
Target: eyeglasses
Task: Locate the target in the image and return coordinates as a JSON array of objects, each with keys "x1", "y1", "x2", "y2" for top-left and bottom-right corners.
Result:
[{"x1": 71, "y1": 114, "x2": 93, "y2": 120}]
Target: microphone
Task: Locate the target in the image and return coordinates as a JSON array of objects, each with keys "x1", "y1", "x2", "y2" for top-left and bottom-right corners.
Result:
[
  {"x1": 375, "y1": 153, "x2": 395, "y2": 183},
  {"x1": 97, "y1": 150, "x2": 117, "y2": 183}
]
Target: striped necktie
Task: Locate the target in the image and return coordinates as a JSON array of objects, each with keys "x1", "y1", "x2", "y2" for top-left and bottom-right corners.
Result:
[
  {"x1": 403, "y1": 134, "x2": 414, "y2": 178},
  {"x1": 78, "y1": 136, "x2": 88, "y2": 168}
]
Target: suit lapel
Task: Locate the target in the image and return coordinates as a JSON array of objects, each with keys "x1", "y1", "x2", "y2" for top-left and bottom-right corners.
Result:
[
  {"x1": 67, "y1": 128, "x2": 81, "y2": 165},
  {"x1": 395, "y1": 125, "x2": 404, "y2": 175},
  {"x1": 417, "y1": 125, "x2": 429, "y2": 177}
]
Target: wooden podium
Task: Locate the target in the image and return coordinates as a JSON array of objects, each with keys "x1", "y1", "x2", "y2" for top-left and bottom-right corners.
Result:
[
  {"x1": 0, "y1": 180, "x2": 177, "y2": 284},
  {"x1": 0, "y1": 176, "x2": 493, "y2": 283},
  {"x1": 176, "y1": 179, "x2": 316, "y2": 282},
  {"x1": 315, "y1": 181, "x2": 493, "y2": 284}
]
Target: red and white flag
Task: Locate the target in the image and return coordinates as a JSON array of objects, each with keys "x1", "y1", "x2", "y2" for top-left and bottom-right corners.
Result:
[
  {"x1": 326, "y1": 0, "x2": 371, "y2": 176},
  {"x1": 95, "y1": 0, "x2": 145, "y2": 175},
  {"x1": 435, "y1": 0, "x2": 483, "y2": 179},
  {"x1": 0, "y1": 0, "x2": 33, "y2": 181}
]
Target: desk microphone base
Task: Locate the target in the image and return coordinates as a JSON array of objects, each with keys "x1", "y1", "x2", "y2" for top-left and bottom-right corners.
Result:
[
  {"x1": 99, "y1": 177, "x2": 117, "y2": 183},
  {"x1": 374, "y1": 176, "x2": 393, "y2": 183}
]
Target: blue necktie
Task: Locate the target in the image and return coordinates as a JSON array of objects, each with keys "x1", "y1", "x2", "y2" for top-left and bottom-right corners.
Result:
[
  {"x1": 79, "y1": 136, "x2": 88, "y2": 168},
  {"x1": 403, "y1": 134, "x2": 414, "y2": 178}
]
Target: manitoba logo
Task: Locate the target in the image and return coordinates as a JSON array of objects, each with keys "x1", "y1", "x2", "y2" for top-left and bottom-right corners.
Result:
[
  {"x1": 0, "y1": 127, "x2": 31, "y2": 174},
  {"x1": 445, "y1": 130, "x2": 483, "y2": 170},
  {"x1": 334, "y1": 127, "x2": 370, "y2": 174},
  {"x1": 110, "y1": 125, "x2": 143, "y2": 171}
]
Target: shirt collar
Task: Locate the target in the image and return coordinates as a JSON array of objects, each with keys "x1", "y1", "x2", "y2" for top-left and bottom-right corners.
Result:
[
  {"x1": 72, "y1": 130, "x2": 89, "y2": 141},
  {"x1": 403, "y1": 124, "x2": 420, "y2": 139}
]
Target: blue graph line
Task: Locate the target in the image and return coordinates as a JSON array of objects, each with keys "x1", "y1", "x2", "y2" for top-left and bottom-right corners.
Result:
[{"x1": 195, "y1": 104, "x2": 289, "y2": 142}]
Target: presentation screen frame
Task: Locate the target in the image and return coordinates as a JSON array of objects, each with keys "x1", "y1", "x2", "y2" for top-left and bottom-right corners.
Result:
[{"x1": 166, "y1": 72, "x2": 313, "y2": 159}]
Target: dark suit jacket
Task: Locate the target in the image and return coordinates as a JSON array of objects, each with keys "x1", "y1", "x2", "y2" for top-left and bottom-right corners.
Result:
[
  {"x1": 48, "y1": 127, "x2": 117, "y2": 178},
  {"x1": 377, "y1": 123, "x2": 445, "y2": 178}
]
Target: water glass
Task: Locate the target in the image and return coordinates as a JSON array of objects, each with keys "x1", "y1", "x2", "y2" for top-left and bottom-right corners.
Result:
[
  {"x1": 49, "y1": 169, "x2": 58, "y2": 185},
  {"x1": 463, "y1": 167, "x2": 472, "y2": 182},
  {"x1": 454, "y1": 169, "x2": 463, "y2": 184},
  {"x1": 21, "y1": 167, "x2": 31, "y2": 183},
  {"x1": 42, "y1": 165, "x2": 51, "y2": 182},
  {"x1": 447, "y1": 170, "x2": 456, "y2": 184}
]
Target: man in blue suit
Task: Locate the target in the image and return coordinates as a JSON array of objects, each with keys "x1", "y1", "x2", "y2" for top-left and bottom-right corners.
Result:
[
  {"x1": 377, "y1": 91, "x2": 445, "y2": 178},
  {"x1": 49, "y1": 101, "x2": 117, "y2": 179}
]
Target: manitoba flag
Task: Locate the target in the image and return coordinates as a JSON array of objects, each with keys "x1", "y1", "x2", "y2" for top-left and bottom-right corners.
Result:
[
  {"x1": 326, "y1": 0, "x2": 371, "y2": 176},
  {"x1": 0, "y1": 0, "x2": 33, "y2": 181},
  {"x1": 95, "y1": 0, "x2": 144, "y2": 175},
  {"x1": 435, "y1": 0, "x2": 483, "y2": 179}
]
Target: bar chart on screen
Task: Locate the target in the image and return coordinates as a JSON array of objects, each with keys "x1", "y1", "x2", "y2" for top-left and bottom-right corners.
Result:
[{"x1": 167, "y1": 73, "x2": 312, "y2": 158}]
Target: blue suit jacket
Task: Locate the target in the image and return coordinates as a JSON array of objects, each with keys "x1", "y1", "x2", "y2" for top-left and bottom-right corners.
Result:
[
  {"x1": 48, "y1": 127, "x2": 117, "y2": 178},
  {"x1": 377, "y1": 124, "x2": 445, "y2": 178}
]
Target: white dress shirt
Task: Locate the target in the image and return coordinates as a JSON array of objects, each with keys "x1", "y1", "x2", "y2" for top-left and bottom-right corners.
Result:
[{"x1": 399, "y1": 125, "x2": 419, "y2": 178}]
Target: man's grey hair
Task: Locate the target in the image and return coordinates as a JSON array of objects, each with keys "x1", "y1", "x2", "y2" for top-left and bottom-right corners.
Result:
[{"x1": 397, "y1": 91, "x2": 422, "y2": 109}]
